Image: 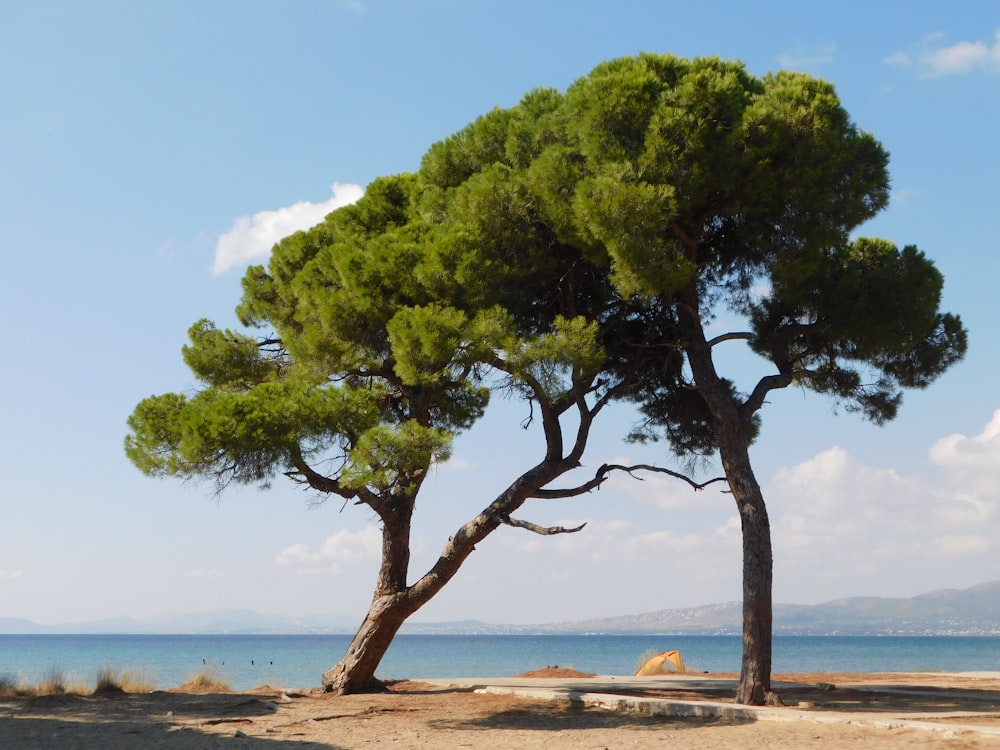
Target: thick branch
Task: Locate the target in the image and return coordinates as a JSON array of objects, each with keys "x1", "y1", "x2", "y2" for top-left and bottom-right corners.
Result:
[
  {"x1": 491, "y1": 355, "x2": 566, "y2": 461},
  {"x1": 706, "y1": 331, "x2": 754, "y2": 347},
  {"x1": 502, "y1": 517, "x2": 587, "y2": 535},
  {"x1": 741, "y1": 372, "x2": 795, "y2": 417},
  {"x1": 287, "y1": 447, "x2": 362, "y2": 502}
]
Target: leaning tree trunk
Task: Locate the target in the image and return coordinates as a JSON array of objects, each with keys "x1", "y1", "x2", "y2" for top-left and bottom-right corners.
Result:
[
  {"x1": 322, "y1": 493, "x2": 420, "y2": 695},
  {"x1": 322, "y1": 593, "x2": 417, "y2": 694}
]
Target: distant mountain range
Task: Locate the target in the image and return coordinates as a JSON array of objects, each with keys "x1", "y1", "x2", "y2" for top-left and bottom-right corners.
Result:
[
  {"x1": 0, "y1": 609, "x2": 360, "y2": 636},
  {"x1": 5, "y1": 581, "x2": 1000, "y2": 636},
  {"x1": 508, "y1": 579, "x2": 1000, "y2": 636}
]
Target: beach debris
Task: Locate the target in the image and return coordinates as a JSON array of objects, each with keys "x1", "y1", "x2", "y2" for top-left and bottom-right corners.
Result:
[
  {"x1": 635, "y1": 650, "x2": 686, "y2": 675},
  {"x1": 279, "y1": 692, "x2": 293, "y2": 703}
]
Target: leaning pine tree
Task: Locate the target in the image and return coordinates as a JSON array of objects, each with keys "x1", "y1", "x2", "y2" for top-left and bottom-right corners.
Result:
[{"x1": 125, "y1": 164, "x2": 697, "y2": 694}]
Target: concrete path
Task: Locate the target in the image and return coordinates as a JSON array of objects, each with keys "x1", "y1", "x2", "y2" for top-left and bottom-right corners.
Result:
[{"x1": 420, "y1": 674, "x2": 1000, "y2": 738}]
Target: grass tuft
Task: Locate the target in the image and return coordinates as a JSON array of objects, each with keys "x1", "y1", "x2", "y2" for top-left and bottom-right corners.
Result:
[
  {"x1": 94, "y1": 666, "x2": 156, "y2": 695},
  {"x1": 178, "y1": 670, "x2": 231, "y2": 694},
  {"x1": 37, "y1": 667, "x2": 67, "y2": 696},
  {"x1": 0, "y1": 671, "x2": 22, "y2": 697}
]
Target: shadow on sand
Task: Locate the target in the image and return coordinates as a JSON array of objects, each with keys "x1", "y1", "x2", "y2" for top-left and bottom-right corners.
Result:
[{"x1": 0, "y1": 690, "x2": 339, "y2": 750}]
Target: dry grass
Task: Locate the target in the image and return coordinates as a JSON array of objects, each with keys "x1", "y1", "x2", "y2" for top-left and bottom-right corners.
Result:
[
  {"x1": 0, "y1": 665, "x2": 158, "y2": 697},
  {"x1": 28, "y1": 667, "x2": 88, "y2": 696},
  {"x1": 0, "y1": 671, "x2": 23, "y2": 697},
  {"x1": 94, "y1": 666, "x2": 156, "y2": 695},
  {"x1": 177, "y1": 669, "x2": 231, "y2": 693}
]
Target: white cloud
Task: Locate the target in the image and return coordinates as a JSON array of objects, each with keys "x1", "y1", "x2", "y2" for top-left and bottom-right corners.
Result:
[
  {"x1": 923, "y1": 31, "x2": 1000, "y2": 75},
  {"x1": 935, "y1": 534, "x2": 989, "y2": 556},
  {"x1": 187, "y1": 569, "x2": 225, "y2": 579},
  {"x1": 212, "y1": 182, "x2": 365, "y2": 276},
  {"x1": 762, "y1": 412, "x2": 1000, "y2": 602},
  {"x1": 777, "y1": 42, "x2": 836, "y2": 70},
  {"x1": 0, "y1": 569, "x2": 23, "y2": 581},
  {"x1": 883, "y1": 51, "x2": 912, "y2": 67},
  {"x1": 436, "y1": 455, "x2": 475, "y2": 472},
  {"x1": 275, "y1": 525, "x2": 381, "y2": 575},
  {"x1": 929, "y1": 408, "x2": 1000, "y2": 471},
  {"x1": 888, "y1": 31, "x2": 1000, "y2": 77}
]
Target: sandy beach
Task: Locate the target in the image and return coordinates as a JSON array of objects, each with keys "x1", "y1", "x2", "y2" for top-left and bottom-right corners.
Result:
[{"x1": 3, "y1": 670, "x2": 1000, "y2": 749}]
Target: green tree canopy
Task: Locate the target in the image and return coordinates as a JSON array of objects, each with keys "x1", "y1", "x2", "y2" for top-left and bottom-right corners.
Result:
[
  {"x1": 126, "y1": 167, "x2": 631, "y2": 694},
  {"x1": 126, "y1": 53, "x2": 966, "y2": 702}
]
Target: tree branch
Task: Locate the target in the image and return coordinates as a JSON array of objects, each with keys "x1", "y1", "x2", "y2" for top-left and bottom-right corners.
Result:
[
  {"x1": 706, "y1": 331, "x2": 754, "y2": 347},
  {"x1": 741, "y1": 372, "x2": 795, "y2": 417},
  {"x1": 502, "y1": 516, "x2": 587, "y2": 535},
  {"x1": 287, "y1": 447, "x2": 360, "y2": 501},
  {"x1": 529, "y1": 462, "x2": 728, "y2": 498}
]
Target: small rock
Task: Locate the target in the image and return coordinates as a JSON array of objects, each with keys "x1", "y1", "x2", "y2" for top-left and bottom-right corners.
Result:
[
  {"x1": 814, "y1": 682, "x2": 836, "y2": 691},
  {"x1": 234, "y1": 728, "x2": 249, "y2": 738}
]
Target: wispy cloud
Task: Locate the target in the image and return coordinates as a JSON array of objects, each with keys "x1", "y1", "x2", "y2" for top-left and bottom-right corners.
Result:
[
  {"x1": 887, "y1": 31, "x2": 1000, "y2": 77},
  {"x1": 777, "y1": 42, "x2": 836, "y2": 71},
  {"x1": 0, "y1": 569, "x2": 24, "y2": 581},
  {"x1": 275, "y1": 525, "x2": 381, "y2": 575},
  {"x1": 187, "y1": 569, "x2": 226, "y2": 579},
  {"x1": 213, "y1": 182, "x2": 365, "y2": 276}
]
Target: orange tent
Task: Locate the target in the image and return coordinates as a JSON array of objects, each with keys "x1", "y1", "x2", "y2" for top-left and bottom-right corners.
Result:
[{"x1": 635, "y1": 650, "x2": 686, "y2": 676}]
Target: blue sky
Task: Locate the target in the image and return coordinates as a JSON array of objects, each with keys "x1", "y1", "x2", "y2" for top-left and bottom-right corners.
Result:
[{"x1": 2, "y1": 1, "x2": 999, "y2": 627}]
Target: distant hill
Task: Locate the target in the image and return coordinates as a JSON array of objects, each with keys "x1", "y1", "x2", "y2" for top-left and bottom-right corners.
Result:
[
  {"x1": 0, "y1": 609, "x2": 360, "y2": 635},
  {"x1": 5, "y1": 581, "x2": 1000, "y2": 635},
  {"x1": 400, "y1": 581, "x2": 1000, "y2": 636},
  {"x1": 509, "y1": 580, "x2": 1000, "y2": 636}
]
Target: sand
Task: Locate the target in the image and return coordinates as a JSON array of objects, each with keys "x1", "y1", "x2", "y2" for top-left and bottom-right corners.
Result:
[{"x1": 3, "y1": 670, "x2": 1000, "y2": 749}]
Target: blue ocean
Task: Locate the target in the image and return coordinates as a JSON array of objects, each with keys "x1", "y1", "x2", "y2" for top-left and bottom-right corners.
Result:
[{"x1": 1, "y1": 634, "x2": 998, "y2": 692}]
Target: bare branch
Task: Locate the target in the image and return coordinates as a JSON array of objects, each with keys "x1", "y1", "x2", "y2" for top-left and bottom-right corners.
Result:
[
  {"x1": 529, "y1": 462, "x2": 728, "y2": 499},
  {"x1": 706, "y1": 331, "x2": 754, "y2": 347},
  {"x1": 503, "y1": 516, "x2": 587, "y2": 535},
  {"x1": 604, "y1": 463, "x2": 728, "y2": 491}
]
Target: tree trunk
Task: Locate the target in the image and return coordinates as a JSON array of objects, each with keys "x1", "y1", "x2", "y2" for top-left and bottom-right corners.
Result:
[
  {"x1": 322, "y1": 594, "x2": 415, "y2": 694},
  {"x1": 708, "y1": 405, "x2": 775, "y2": 705},
  {"x1": 680, "y1": 304, "x2": 774, "y2": 706},
  {"x1": 729, "y1": 456, "x2": 773, "y2": 705},
  {"x1": 322, "y1": 493, "x2": 418, "y2": 695}
]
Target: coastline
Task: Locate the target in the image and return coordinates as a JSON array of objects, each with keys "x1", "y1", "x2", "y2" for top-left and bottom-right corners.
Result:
[{"x1": 3, "y1": 671, "x2": 1000, "y2": 749}]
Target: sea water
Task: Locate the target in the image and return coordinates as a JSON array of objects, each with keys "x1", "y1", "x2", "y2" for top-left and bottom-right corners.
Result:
[{"x1": 1, "y1": 634, "x2": 998, "y2": 692}]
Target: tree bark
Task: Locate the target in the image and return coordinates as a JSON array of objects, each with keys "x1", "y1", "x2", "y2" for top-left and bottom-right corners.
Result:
[
  {"x1": 723, "y1": 435, "x2": 773, "y2": 706},
  {"x1": 707, "y1": 397, "x2": 774, "y2": 705},
  {"x1": 322, "y1": 593, "x2": 415, "y2": 694},
  {"x1": 681, "y1": 305, "x2": 773, "y2": 706}
]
